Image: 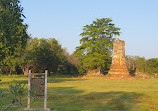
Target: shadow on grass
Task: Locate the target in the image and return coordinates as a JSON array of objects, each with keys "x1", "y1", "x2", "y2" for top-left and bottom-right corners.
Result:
[
  {"x1": 0, "y1": 75, "x2": 86, "y2": 85},
  {"x1": 49, "y1": 87, "x2": 84, "y2": 95},
  {"x1": 48, "y1": 76, "x2": 87, "y2": 83},
  {"x1": 47, "y1": 87, "x2": 145, "y2": 111}
]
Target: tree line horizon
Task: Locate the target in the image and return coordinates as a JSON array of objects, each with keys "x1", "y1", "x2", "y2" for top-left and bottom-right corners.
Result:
[{"x1": 0, "y1": 0, "x2": 158, "y2": 76}]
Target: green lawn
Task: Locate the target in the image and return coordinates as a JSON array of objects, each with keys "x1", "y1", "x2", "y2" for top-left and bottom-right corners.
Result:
[{"x1": 0, "y1": 75, "x2": 158, "y2": 111}]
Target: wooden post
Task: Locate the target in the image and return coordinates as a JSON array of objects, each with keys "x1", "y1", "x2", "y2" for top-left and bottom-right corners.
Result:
[
  {"x1": 44, "y1": 70, "x2": 48, "y2": 109},
  {"x1": 28, "y1": 70, "x2": 31, "y2": 109}
]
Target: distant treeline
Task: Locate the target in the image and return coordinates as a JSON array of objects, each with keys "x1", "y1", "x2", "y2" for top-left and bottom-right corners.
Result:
[
  {"x1": 1, "y1": 38, "x2": 79, "y2": 75},
  {"x1": 126, "y1": 56, "x2": 158, "y2": 75}
]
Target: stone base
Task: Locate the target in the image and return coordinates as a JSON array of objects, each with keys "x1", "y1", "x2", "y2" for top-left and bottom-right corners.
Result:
[
  {"x1": 108, "y1": 64, "x2": 129, "y2": 75},
  {"x1": 108, "y1": 69, "x2": 129, "y2": 75},
  {"x1": 106, "y1": 74, "x2": 129, "y2": 77},
  {"x1": 105, "y1": 74, "x2": 136, "y2": 80}
]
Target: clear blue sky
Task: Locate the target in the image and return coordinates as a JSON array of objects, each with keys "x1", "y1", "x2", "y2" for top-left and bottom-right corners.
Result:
[{"x1": 21, "y1": 0, "x2": 158, "y2": 59}]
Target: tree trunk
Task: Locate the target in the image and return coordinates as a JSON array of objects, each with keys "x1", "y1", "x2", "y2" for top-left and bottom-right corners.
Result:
[
  {"x1": 9, "y1": 70, "x2": 12, "y2": 76},
  {"x1": 23, "y1": 67, "x2": 29, "y2": 76}
]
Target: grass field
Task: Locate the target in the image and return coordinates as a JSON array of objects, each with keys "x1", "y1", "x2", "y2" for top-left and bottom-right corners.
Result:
[{"x1": 0, "y1": 75, "x2": 158, "y2": 111}]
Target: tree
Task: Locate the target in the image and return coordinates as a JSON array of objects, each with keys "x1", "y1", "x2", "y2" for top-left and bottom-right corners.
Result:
[
  {"x1": 126, "y1": 55, "x2": 136, "y2": 72},
  {"x1": 74, "y1": 18, "x2": 120, "y2": 74},
  {"x1": 18, "y1": 38, "x2": 68, "y2": 75},
  {"x1": 17, "y1": 38, "x2": 39, "y2": 75},
  {"x1": 48, "y1": 38, "x2": 67, "y2": 73},
  {"x1": 64, "y1": 52, "x2": 80, "y2": 74},
  {"x1": 126, "y1": 56, "x2": 158, "y2": 75},
  {"x1": 146, "y1": 58, "x2": 158, "y2": 74},
  {"x1": 135, "y1": 56, "x2": 146, "y2": 72},
  {"x1": 0, "y1": 0, "x2": 29, "y2": 74}
]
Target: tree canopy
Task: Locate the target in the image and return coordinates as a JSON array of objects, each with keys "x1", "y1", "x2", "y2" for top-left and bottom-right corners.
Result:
[
  {"x1": 16, "y1": 37, "x2": 78, "y2": 75},
  {"x1": 0, "y1": 0, "x2": 29, "y2": 74},
  {"x1": 74, "y1": 18, "x2": 120, "y2": 73}
]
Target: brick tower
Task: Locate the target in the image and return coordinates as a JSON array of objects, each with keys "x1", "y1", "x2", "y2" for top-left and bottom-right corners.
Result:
[{"x1": 108, "y1": 38, "x2": 129, "y2": 75}]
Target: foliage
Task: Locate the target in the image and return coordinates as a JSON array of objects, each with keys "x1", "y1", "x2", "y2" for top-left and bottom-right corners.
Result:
[
  {"x1": 65, "y1": 54, "x2": 80, "y2": 74},
  {"x1": 0, "y1": 0, "x2": 29, "y2": 74},
  {"x1": 8, "y1": 80, "x2": 26, "y2": 104},
  {"x1": 45, "y1": 38, "x2": 66, "y2": 73},
  {"x1": 74, "y1": 18, "x2": 120, "y2": 74},
  {"x1": 126, "y1": 56, "x2": 146, "y2": 72},
  {"x1": 126, "y1": 56, "x2": 158, "y2": 75},
  {"x1": 17, "y1": 38, "x2": 56, "y2": 74},
  {"x1": 135, "y1": 56, "x2": 146, "y2": 72},
  {"x1": 0, "y1": 69, "x2": 2, "y2": 81},
  {"x1": 126, "y1": 56, "x2": 136, "y2": 72},
  {"x1": 146, "y1": 58, "x2": 158, "y2": 74},
  {"x1": 17, "y1": 37, "x2": 78, "y2": 75},
  {"x1": 0, "y1": 90, "x2": 4, "y2": 97},
  {"x1": 17, "y1": 38, "x2": 39, "y2": 75},
  {"x1": 2, "y1": 79, "x2": 38, "y2": 111},
  {"x1": 57, "y1": 65, "x2": 67, "y2": 74}
]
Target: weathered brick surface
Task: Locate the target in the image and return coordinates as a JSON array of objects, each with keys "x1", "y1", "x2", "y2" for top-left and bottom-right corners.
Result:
[{"x1": 108, "y1": 38, "x2": 129, "y2": 75}]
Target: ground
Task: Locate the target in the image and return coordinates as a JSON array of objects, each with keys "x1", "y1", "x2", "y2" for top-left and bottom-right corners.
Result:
[{"x1": 0, "y1": 75, "x2": 158, "y2": 111}]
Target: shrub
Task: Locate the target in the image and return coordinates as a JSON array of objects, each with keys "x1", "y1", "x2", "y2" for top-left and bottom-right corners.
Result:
[
  {"x1": 57, "y1": 65, "x2": 67, "y2": 74},
  {"x1": 8, "y1": 80, "x2": 26, "y2": 104}
]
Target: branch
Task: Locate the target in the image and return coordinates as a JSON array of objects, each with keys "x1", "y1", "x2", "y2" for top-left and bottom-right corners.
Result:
[{"x1": 3, "y1": 103, "x2": 27, "y2": 111}]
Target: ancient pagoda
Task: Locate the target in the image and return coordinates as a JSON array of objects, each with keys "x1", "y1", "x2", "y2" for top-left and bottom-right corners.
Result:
[{"x1": 108, "y1": 38, "x2": 129, "y2": 75}]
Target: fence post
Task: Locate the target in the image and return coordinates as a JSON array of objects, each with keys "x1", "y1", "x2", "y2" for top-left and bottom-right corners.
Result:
[
  {"x1": 28, "y1": 70, "x2": 31, "y2": 109},
  {"x1": 44, "y1": 70, "x2": 48, "y2": 109}
]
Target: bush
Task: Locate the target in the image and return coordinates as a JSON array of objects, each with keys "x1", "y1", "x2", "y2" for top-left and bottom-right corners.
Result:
[
  {"x1": 8, "y1": 80, "x2": 26, "y2": 104},
  {"x1": 57, "y1": 65, "x2": 67, "y2": 74},
  {"x1": 0, "y1": 69, "x2": 4, "y2": 75}
]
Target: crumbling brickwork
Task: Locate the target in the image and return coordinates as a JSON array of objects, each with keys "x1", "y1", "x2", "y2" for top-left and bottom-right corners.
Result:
[{"x1": 108, "y1": 38, "x2": 129, "y2": 75}]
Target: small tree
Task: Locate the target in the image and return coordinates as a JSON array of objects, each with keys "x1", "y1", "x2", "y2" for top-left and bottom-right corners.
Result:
[
  {"x1": 3, "y1": 80, "x2": 26, "y2": 111},
  {"x1": 3, "y1": 80, "x2": 37, "y2": 111},
  {"x1": 8, "y1": 80, "x2": 26, "y2": 104}
]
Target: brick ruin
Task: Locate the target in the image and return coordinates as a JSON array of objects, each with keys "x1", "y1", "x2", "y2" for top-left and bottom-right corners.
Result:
[{"x1": 108, "y1": 38, "x2": 129, "y2": 75}]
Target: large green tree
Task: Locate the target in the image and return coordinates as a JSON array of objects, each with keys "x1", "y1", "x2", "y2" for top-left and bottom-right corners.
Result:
[
  {"x1": 18, "y1": 38, "x2": 69, "y2": 75},
  {"x1": 0, "y1": 0, "x2": 29, "y2": 74},
  {"x1": 74, "y1": 18, "x2": 120, "y2": 73}
]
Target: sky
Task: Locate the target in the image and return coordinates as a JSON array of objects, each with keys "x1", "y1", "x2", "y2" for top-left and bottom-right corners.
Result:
[{"x1": 21, "y1": 0, "x2": 158, "y2": 59}]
